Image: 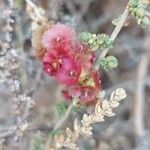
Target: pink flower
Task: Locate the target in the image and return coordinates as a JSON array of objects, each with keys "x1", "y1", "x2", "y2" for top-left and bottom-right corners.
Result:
[
  {"x1": 74, "y1": 42, "x2": 96, "y2": 73},
  {"x1": 71, "y1": 86, "x2": 98, "y2": 104},
  {"x1": 74, "y1": 42, "x2": 89, "y2": 54},
  {"x1": 61, "y1": 85, "x2": 99, "y2": 104},
  {"x1": 43, "y1": 61, "x2": 57, "y2": 76},
  {"x1": 43, "y1": 51, "x2": 59, "y2": 76},
  {"x1": 43, "y1": 48, "x2": 73, "y2": 76},
  {"x1": 56, "y1": 58, "x2": 81, "y2": 86},
  {"x1": 61, "y1": 71, "x2": 101, "y2": 104},
  {"x1": 42, "y1": 23, "x2": 76, "y2": 51},
  {"x1": 62, "y1": 89, "x2": 72, "y2": 101},
  {"x1": 93, "y1": 71, "x2": 101, "y2": 89}
]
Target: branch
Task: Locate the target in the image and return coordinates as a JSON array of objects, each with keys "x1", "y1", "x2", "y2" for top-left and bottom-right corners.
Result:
[
  {"x1": 25, "y1": 0, "x2": 47, "y2": 23},
  {"x1": 133, "y1": 54, "x2": 149, "y2": 138},
  {"x1": 25, "y1": 0, "x2": 44, "y2": 19},
  {"x1": 54, "y1": 103, "x2": 74, "y2": 131},
  {"x1": 95, "y1": 6, "x2": 130, "y2": 69}
]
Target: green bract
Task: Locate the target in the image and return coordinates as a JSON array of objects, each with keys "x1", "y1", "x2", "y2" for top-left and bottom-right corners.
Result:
[
  {"x1": 129, "y1": 0, "x2": 150, "y2": 27},
  {"x1": 99, "y1": 56, "x2": 118, "y2": 71},
  {"x1": 33, "y1": 136, "x2": 44, "y2": 150},
  {"x1": 79, "y1": 32, "x2": 113, "y2": 51}
]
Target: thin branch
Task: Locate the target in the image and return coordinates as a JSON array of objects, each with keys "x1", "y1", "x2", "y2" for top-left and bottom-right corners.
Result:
[
  {"x1": 133, "y1": 53, "x2": 149, "y2": 138},
  {"x1": 25, "y1": 0, "x2": 44, "y2": 19},
  {"x1": 100, "y1": 6, "x2": 130, "y2": 59},
  {"x1": 94, "y1": 6, "x2": 130, "y2": 69},
  {"x1": 54, "y1": 103, "x2": 74, "y2": 130}
]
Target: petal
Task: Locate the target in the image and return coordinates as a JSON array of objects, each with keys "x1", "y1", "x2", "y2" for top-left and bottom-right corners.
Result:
[
  {"x1": 43, "y1": 62, "x2": 56, "y2": 76},
  {"x1": 56, "y1": 68, "x2": 78, "y2": 86},
  {"x1": 42, "y1": 23, "x2": 76, "y2": 50}
]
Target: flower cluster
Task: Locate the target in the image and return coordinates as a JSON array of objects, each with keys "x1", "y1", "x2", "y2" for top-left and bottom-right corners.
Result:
[{"x1": 33, "y1": 23, "x2": 101, "y2": 105}]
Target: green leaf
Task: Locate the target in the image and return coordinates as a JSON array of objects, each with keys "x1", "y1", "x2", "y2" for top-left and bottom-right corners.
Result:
[
  {"x1": 129, "y1": 0, "x2": 150, "y2": 27},
  {"x1": 49, "y1": 129, "x2": 64, "y2": 137},
  {"x1": 55, "y1": 101, "x2": 68, "y2": 118},
  {"x1": 33, "y1": 136, "x2": 44, "y2": 150},
  {"x1": 79, "y1": 32, "x2": 113, "y2": 51},
  {"x1": 142, "y1": 16, "x2": 150, "y2": 27},
  {"x1": 79, "y1": 32, "x2": 92, "y2": 42},
  {"x1": 72, "y1": 106, "x2": 81, "y2": 113},
  {"x1": 99, "y1": 56, "x2": 118, "y2": 70}
]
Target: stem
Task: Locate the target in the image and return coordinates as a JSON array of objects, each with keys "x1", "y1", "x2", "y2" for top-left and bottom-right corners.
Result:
[
  {"x1": 54, "y1": 103, "x2": 73, "y2": 130},
  {"x1": 25, "y1": 0, "x2": 45, "y2": 20},
  {"x1": 95, "y1": 6, "x2": 130, "y2": 69},
  {"x1": 101, "y1": 6, "x2": 129, "y2": 58},
  {"x1": 133, "y1": 53, "x2": 148, "y2": 138}
]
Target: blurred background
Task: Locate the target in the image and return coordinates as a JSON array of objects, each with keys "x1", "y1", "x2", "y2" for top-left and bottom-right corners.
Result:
[{"x1": 0, "y1": 0, "x2": 150, "y2": 149}]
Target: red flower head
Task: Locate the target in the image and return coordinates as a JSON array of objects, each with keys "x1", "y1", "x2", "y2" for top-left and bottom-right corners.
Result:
[
  {"x1": 74, "y1": 42, "x2": 89, "y2": 54},
  {"x1": 42, "y1": 23, "x2": 76, "y2": 51},
  {"x1": 74, "y1": 42, "x2": 95, "y2": 73},
  {"x1": 56, "y1": 58, "x2": 81, "y2": 86},
  {"x1": 39, "y1": 23, "x2": 102, "y2": 106},
  {"x1": 71, "y1": 86, "x2": 98, "y2": 104},
  {"x1": 93, "y1": 71, "x2": 101, "y2": 89},
  {"x1": 61, "y1": 71, "x2": 101, "y2": 104},
  {"x1": 43, "y1": 47, "x2": 74, "y2": 76}
]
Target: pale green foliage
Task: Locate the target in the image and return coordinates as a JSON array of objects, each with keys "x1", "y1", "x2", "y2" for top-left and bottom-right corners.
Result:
[
  {"x1": 129, "y1": 0, "x2": 150, "y2": 27},
  {"x1": 56, "y1": 101, "x2": 68, "y2": 118},
  {"x1": 33, "y1": 136, "x2": 44, "y2": 150},
  {"x1": 79, "y1": 32, "x2": 113, "y2": 51},
  {"x1": 49, "y1": 129, "x2": 64, "y2": 137},
  {"x1": 99, "y1": 56, "x2": 118, "y2": 70}
]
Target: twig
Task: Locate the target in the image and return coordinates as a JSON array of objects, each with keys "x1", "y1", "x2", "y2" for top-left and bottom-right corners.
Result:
[
  {"x1": 54, "y1": 103, "x2": 74, "y2": 130},
  {"x1": 94, "y1": 6, "x2": 129, "y2": 69},
  {"x1": 133, "y1": 53, "x2": 149, "y2": 139},
  {"x1": 99, "y1": 6, "x2": 130, "y2": 59},
  {"x1": 25, "y1": 0, "x2": 44, "y2": 20}
]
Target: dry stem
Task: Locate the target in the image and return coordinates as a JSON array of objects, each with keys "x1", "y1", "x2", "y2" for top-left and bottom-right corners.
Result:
[
  {"x1": 133, "y1": 54, "x2": 149, "y2": 138},
  {"x1": 99, "y1": 6, "x2": 130, "y2": 59},
  {"x1": 25, "y1": 0, "x2": 44, "y2": 20},
  {"x1": 94, "y1": 6, "x2": 130, "y2": 69}
]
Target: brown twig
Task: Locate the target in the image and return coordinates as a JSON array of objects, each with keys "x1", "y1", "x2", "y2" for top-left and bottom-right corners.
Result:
[
  {"x1": 133, "y1": 26, "x2": 150, "y2": 142},
  {"x1": 133, "y1": 53, "x2": 149, "y2": 139}
]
